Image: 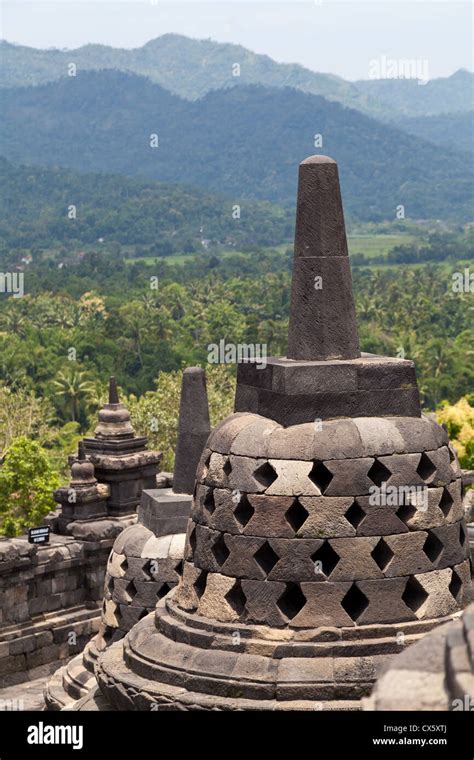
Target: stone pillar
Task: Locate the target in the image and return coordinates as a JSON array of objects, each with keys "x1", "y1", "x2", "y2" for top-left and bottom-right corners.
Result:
[
  {"x1": 287, "y1": 155, "x2": 360, "y2": 361},
  {"x1": 139, "y1": 367, "x2": 211, "y2": 537}
]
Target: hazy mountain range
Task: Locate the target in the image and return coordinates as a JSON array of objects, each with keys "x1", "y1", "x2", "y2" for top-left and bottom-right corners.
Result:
[
  {"x1": 2, "y1": 34, "x2": 472, "y2": 120},
  {"x1": 0, "y1": 34, "x2": 472, "y2": 224}
]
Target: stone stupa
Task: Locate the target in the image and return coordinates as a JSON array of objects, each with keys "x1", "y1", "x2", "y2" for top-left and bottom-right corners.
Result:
[
  {"x1": 45, "y1": 368, "x2": 211, "y2": 710},
  {"x1": 87, "y1": 156, "x2": 470, "y2": 711}
]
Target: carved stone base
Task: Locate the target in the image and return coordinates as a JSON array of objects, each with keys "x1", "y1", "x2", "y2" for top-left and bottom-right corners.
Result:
[{"x1": 90, "y1": 594, "x2": 462, "y2": 711}]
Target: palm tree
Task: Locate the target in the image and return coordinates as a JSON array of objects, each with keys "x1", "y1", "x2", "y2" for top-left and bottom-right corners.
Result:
[{"x1": 51, "y1": 368, "x2": 95, "y2": 422}]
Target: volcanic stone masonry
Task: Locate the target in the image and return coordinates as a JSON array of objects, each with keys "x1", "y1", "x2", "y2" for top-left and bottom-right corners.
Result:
[
  {"x1": 76, "y1": 155, "x2": 471, "y2": 712},
  {"x1": 44, "y1": 368, "x2": 211, "y2": 709}
]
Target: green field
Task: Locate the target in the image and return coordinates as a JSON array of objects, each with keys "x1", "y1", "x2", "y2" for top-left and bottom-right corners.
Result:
[{"x1": 124, "y1": 232, "x2": 419, "y2": 267}]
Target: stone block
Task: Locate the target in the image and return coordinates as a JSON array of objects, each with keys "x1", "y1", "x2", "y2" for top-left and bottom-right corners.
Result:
[
  {"x1": 241, "y1": 579, "x2": 287, "y2": 626},
  {"x1": 220, "y1": 533, "x2": 268, "y2": 579},
  {"x1": 324, "y1": 458, "x2": 374, "y2": 496},
  {"x1": 377, "y1": 453, "x2": 425, "y2": 488},
  {"x1": 382, "y1": 532, "x2": 433, "y2": 576},
  {"x1": 292, "y1": 582, "x2": 354, "y2": 627},
  {"x1": 353, "y1": 497, "x2": 408, "y2": 536},
  {"x1": 230, "y1": 417, "x2": 280, "y2": 458},
  {"x1": 207, "y1": 414, "x2": 261, "y2": 455},
  {"x1": 327, "y1": 537, "x2": 383, "y2": 580},
  {"x1": 356, "y1": 578, "x2": 417, "y2": 625},
  {"x1": 243, "y1": 495, "x2": 296, "y2": 538},
  {"x1": 205, "y1": 452, "x2": 232, "y2": 489},
  {"x1": 197, "y1": 573, "x2": 241, "y2": 623},
  {"x1": 411, "y1": 567, "x2": 460, "y2": 619},
  {"x1": 175, "y1": 562, "x2": 204, "y2": 612},
  {"x1": 228, "y1": 456, "x2": 270, "y2": 493},
  {"x1": 266, "y1": 459, "x2": 322, "y2": 496},
  {"x1": 266, "y1": 538, "x2": 324, "y2": 581}
]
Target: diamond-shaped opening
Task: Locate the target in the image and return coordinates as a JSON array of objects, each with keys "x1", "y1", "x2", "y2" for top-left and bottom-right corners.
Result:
[
  {"x1": 194, "y1": 570, "x2": 207, "y2": 599},
  {"x1": 254, "y1": 541, "x2": 279, "y2": 576},
  {"x1": 225, "y1": 580, "x2": 246, "y2": 616},
  {"x1": 438, "y1": 488, "x2": 454, "y2": 517},
  {"x1": 117, "y1": 555, "x2": 128, "y2": 574},
  {"x1": 423, "y1": 531, "x2": 443, "y2": 563},
  {"x1": 449, "y1": 570, "x2": 462, "y2": 600},
  {"x1": 396, "y1": 502, "x2": 417, "y2": 524},
  {"x1": 309, "y1": 461, "x2": 333, "y2": 493},
  {"x1": 371, "y1": 538, "x2": 394, "y2": 571},
  {"x1": 459, "y1": 523, "x2": 467, "y2": 547},
  {"x1": 345, "y1": 500, "x2": 366, "y2": 529},
  {"x1": 174, "y1": 559, "x2": 184, "y2": 576},
  {"x1": 203, "y1": 489, "x2": 216, "y2": 515},
  {"x1": 341, "y1": 584, "x2": 369, "y2": 622},
  {"x1": 368, "y1": 459, "x2": 391, "y2": 487},
  {"x1": 124, "y1": 580, "x2": 136, "y2": 602},
  {"x1": 277, "y1": 583, "x2": 306, "y2": 620},
  {"x1": 223, "y1": 458, "x2": 232, "y2": 476},
  {"x1": 311, "y1": 541, "x2": 340, "y2": 577},
  {"x1": 156, "y1": 582, "x2": 172, "y2": 600},
  {"x1": 188, "y1": 526, "x2": 197, "y2": 556},
  {"x1": 285, "y1": 498, "x2": 309, "y2": 533},
  {"x1": 234, "y1": 494, "x2": 254, "y2": 527},
  {"x1": 211, "y1": 534, "x2": 230, "y2": 567},
  {"x1": 417, "y1": 452, "x2": 436, "y2": 482},
  {"x1": 402, "y1": 576, "x2": 428, "y2": 613},
  {"x1": 253, "y1": 461, "x2": 278, "y2": 489}
]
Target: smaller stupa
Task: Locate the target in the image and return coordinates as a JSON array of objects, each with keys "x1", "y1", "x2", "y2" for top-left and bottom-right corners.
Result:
[
  {"x1": 53, "y1": 442, "x2": 109, "y2": 533},
  {"x1": 45, "y1": 368, "x2": 211, "y2": 710},
  {"x1": 83, "y1": 377, "x2": 162, "y2": 516}
]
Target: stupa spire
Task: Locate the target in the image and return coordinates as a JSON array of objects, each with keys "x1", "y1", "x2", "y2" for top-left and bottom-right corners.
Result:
[{"x1": 287, "y1": 155, "x2": 360, "y2": 361}]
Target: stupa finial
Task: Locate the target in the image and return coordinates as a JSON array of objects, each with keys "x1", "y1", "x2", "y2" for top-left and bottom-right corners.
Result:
[
  {"x1": 287, "y1": 155, "x2": 360, "y2": 361},
  {"x1": 108, "y1": 376, "x2": 119, "y2": 404}
]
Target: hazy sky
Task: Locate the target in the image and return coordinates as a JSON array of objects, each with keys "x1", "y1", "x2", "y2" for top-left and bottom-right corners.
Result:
[{"x1": 1, "y1": 1, "x2": 472, "y2": 80}]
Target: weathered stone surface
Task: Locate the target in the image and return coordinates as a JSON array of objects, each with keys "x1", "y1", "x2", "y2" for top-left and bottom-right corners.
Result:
[
  {"x1": 382, "y1": 533, "x2": 434, "y2": 576},
  {"x1": 292, "y1": 582, "x2": 354, "y2": 627},
  {"x1": 411, "y1": 567, "x2": 460, "y2": 620},
  {"x1": 265, "y1": 538, "x2": 324, "y2": 581},
  {"x1": 376, "y1": 453, "x2": 425, "y2": 488},
  {"x1": 173, "y1": 367, "x2": 211, "y2": 495},
  {"x1": 228, "y1": 456, "x2": 271, "y2": 493},
  {"x1": 266, "y1": 459, "x2": 322, "y2": 496},
  {"x1": 356, "y1": 578, "x2": 417, "y2": 625},
  {"x1": 324, "y1": 458, "x2": 374, "y2": 496},
  {"x1": 205, "y1": 452, "x2": 232, "y2": 489},
  {"x1": 296, "y1": 496, "x2": 356, "y2": 538},
  {"x1": 197, "y1": 573, "x2": 241, "y2": 623},
  {"x1": 175, "y1": 562, "x2": 204, "y2": 612},
  {"x1": 353, "y1": 497, "x2": 409, "y2": 536},
  {"x1": 243, "y1": 495, "x2": 295, "y2": 538},
  {"x1": 230, "y1": 417, "x2": 280, "y2": 458},
  {"x1": 327, "y1": 537, "x2": 382, "y2": 580},
  {"x1": 206, "y1": 414, "x2": 261, "y2": 455},
  {"x1": 241, "y1": 579, "x2": 287, "y2": 626},
  {"x1": 287, "y1": 156, "x2": 359, "y2": 362}
]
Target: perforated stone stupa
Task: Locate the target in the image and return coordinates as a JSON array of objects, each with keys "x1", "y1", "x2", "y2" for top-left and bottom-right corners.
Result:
[{"x1": 90, "y1": 156, "x2": 471, "y2": 711}]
